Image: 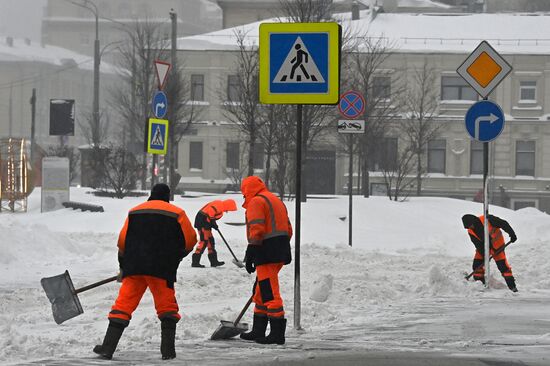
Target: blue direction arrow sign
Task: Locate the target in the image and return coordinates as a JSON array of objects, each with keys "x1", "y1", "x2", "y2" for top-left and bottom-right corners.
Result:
[
  {"x1": 152, "y1": 91, "x2": 168, "y2": 119},
  {"x1": 465, "y1": 100, "x2": 505, "y2": 142}
]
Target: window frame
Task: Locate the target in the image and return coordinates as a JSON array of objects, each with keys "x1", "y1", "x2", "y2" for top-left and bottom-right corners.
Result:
[
  {"x1": 515, "y1": 140, "x2": 535, "y2": 176},
  {"x1": 441, "y1": 75, "x2": 478, "y2": 101},
  {"x1": 427, "y1": 139, "x2": 446, "y2": 174},
  {"x1": 190, "y1": 74, "x2": 205, "y2": 101},
  {"x1": 227, "y1": 74, "x2": 240, "y2": 102},
  {"x1": 189, "y1": 141, "x2": 203, "y2": 170},
  {"x1": 226, "y1": 142, "x2": 240, "y2": 170},
  {"x1": 470, "y1": 140, "x2": 484, "y2": 175},
  {"x1": 519, "y1": 80, "x2": 537, "y2": 102},
  {"x1": 372, "y1": 75, "x2": 391, "y2": 100}
]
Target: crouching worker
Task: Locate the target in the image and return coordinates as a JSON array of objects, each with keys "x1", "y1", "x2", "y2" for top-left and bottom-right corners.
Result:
[
  {"x1": 462, "y1": 213, "x2": 518, "y2": 292},
  {"x1": 93, "y1": 183, "x2": 197, "y2": 360},
  {"x1": 239, "y1": 176, "x2": 292, "y2": 345},
  {"x1": 191, "y1": 199, "x2": 237, "y2": 268}
]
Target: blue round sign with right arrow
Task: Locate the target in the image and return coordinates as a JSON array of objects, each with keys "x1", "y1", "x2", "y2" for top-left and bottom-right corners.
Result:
[
  {"x1": 152, "y1": 91, "x2": 168, "y2": 119},
  {"x1": 465, "y1": 100, "x2": 505, "y2": 142}
]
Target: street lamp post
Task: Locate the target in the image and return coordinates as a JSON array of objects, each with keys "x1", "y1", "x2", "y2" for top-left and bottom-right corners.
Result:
[{"x1": 68, "y1": 0, "x2": 100, "y2": 146}]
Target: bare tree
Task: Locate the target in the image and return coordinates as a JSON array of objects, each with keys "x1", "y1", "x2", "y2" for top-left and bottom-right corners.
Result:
[
  {"x1": 345, "y1": 35, "x2": 403, "y2": 197},
  {"x1": 111, "y1": 19, "x2": 169, "y2": 190},
  {"x1": 278, "y1": 0, "x2": 333, "y2": 22},
  {"x1": 221, "y1": 30, "x2": 261, "y2": 177},
  {"x1": 100, "y1": 145, "x2": 140, "y2": 199},
  {"x1": 380, "y1": 140, "x2": 416, "y2": 201},
  {"x1": 403, "y1": 60, "x2": 441, "y2": 196}
]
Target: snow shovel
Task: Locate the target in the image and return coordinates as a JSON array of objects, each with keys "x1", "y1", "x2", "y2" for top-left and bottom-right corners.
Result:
[
  {"x1": 214, "y1": 227, "x2": 245, "y2": 268},
  {"x1": 210, "y1": 294, "x2": 253, "y2": 340},
  {"x1": 465, "y1": 240, "x2": 513, "y2": 280},
  {"x1": 40, "y1": 270, "x2": 118, "y2": 324}
]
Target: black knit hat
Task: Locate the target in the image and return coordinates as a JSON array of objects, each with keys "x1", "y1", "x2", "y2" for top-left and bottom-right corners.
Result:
[{"x1": 149, "y1": 183, "x2": 170, "y2": 202}]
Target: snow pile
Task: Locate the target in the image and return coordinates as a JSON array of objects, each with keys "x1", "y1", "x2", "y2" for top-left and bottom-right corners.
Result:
[{"x1": 1, "y1": 188, "x2": 550, "y2": 364}]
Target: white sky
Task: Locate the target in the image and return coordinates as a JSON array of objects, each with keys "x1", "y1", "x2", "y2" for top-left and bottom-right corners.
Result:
[{"x1": 0, "y1": 0, "x2": 46, "y2": 41}]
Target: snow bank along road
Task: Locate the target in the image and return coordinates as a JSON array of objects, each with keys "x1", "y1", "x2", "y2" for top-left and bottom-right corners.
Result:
[{"x1": 0, "y1": 189, "x2": 549, "y2": 365}]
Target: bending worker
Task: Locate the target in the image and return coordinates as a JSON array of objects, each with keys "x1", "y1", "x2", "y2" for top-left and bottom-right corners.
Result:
[
  {"x1": 462, "y1": 213, "x2": 518, "y2": 292},
  {"x1": 192, "y1": 199, "x2": 237, "y2": 268},
  {"x1": 239, "y1": 176, "x2": 292, "y2": 345},
  {"x1": 94, "y1": 183, "x2": 197, "y2": 360}
]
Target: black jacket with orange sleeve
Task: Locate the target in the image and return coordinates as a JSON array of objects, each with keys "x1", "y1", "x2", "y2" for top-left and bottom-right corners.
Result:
[{"x1": 117, "y1": 199, "x2": 197, "y2": 284}]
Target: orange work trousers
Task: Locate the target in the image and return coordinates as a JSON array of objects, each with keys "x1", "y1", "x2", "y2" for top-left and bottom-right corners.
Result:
[
  {"x1": 473, "y1": 246, "x2": 513, "y2": 281},
  {"x1": 253, "y1": 263, "x2": 284, "y2": 319},
  {"x1": 108, "y1": 275, "x2": 180, "y2": 325},
  {"x1": 194, "y1": 228, "x2": 216, "y2": 255}
]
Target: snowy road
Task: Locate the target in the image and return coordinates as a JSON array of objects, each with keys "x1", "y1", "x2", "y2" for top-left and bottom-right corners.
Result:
[{"x1": 1, "y1": 190, "x2": 550, "y2": 365}]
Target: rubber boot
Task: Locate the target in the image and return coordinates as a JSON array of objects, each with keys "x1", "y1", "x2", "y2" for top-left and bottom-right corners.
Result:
[
  {"x1": 256, "y1": 318, "x2": 286, "y2": 345},
  {"x1": 208, "y1": 252, "x2": 225, "y2": 267},
  {"x1": 191, "y1": 253, "x2": 205, "y2": 268},
  {"x1": 93, "y1": 320, "x2": 126, "y2": 360},
  {"x1": 240, "y1": 314, "x2": 268, "y2": 341},
  {"x1": 505, "y1": 276, "x2": 518, "y2": 292},
  {"x1": 160, "y1": 318, "x2": 177, "y2": 360}
]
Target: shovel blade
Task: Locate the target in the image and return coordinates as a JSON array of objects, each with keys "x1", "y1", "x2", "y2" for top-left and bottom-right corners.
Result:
[
  {"x1": 232, "y1": 259, "x2": 245, "y2": 268},
  {"x1": 210, "y1": 320, "x2": 248, "y2": 340},
  {"x1": 40, "y1": 270, "x2": 83, "y2": 324}
]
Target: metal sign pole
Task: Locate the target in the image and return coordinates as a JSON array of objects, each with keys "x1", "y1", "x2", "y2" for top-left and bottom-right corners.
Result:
[
  {"x1": 294, "y1": 104, "x2": 302, "y2": 331},
  {"x1": 483, "y1": 140, "x2": 490, "y2": 287},
  {"x1": 348, "y1": 134, "x2": 353, "y2": 247}
]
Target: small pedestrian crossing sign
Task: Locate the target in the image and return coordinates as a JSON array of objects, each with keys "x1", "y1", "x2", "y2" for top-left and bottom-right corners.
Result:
[
  {"x1": 273, "y1": 37, "x2": 325, "y2": 84},
  {"x1": 259, "y1": 22, "x2": 341, "y2": 105},
  {"x1": 147, "y1": 118, "x2": 168, "y2": 155}
]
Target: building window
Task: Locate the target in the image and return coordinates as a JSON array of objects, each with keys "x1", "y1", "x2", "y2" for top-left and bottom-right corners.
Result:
[
  {"x1": 227, "y1": 75, "x2": 240, "y2": 102},
  {"x1": 368, "y1": 137, "x2": 397, "y2": 171},
  {"x1": 191, "y1": 74, "x2": 204, "y2": 101},
  {"x1": 427, "y1": 139, "x2": 446, "y2": 173},
  {"x1": 252, "y1": 143, "x2": 264, "y2": 170},
  {"x1": 441, "y1": 76, "x2": 477, "y2": 101},
  {"x1": 373, "y1": 76, "x2": 391, "y2": 100},
  {"x1": 189, "y1": 141, "x2": 203, "y2": 170},
  {"x1": 470, "y1": 140, "x2": 483, "y2": 175},
  {"x1": 516, "y1": 140, "x2": 535, "y2": 176},
  {"x1": 226, "y1": 142, "x2": 240, "y2": 169},
  {"x1": 519, "y1": 80, "x2": 536, "y2": 101}
]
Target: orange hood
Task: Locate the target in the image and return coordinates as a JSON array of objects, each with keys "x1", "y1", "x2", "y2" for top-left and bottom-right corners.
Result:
[
  {"x1": 241, "y1": 176, "x2": 267, "y2": 208},
  {"x1": 221, "y1": 199, "x2": 238, "y2": 212}
]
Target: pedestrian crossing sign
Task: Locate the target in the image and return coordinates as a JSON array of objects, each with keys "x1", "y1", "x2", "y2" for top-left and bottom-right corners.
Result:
[
  {"x1": 147, "y1": 118, "x2": 169, "y2": 155},
  {"x1": 259, "y1": 22, "x2": 341, "y2": 105}
]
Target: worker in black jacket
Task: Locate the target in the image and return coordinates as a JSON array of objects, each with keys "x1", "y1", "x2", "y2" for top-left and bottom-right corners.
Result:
[{"x1": 462, "y1": 214, "x2": 518, "y2": 292}]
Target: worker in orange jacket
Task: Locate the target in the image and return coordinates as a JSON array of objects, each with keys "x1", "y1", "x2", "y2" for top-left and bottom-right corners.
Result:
[
  {"x1": 239, "y1": 176, "x2": 292, "y2": 345},
  {"x1": 192, "y1": 199, "x2": 237, "y2": 267},
  {"x1": 93, "y1": 184, "x2": 197, "y2": 360},
  {"x1": 462, "y1": 214, "x2": 518, "y2": 292}
]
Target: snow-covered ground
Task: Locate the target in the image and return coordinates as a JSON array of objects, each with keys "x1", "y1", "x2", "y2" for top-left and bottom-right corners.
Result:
[{"x1": 1, "y1": 188, "x2": 549, "y2": 365}]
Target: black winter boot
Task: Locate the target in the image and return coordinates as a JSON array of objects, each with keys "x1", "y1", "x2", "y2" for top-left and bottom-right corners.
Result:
[
  {"x1": 208, "y1": 253, "x2": 225, "y2": 267},
  {"x1": 191, "y1": 253, "x2": 205, "y2": 268},
  {"x1": 160, "y1": 318, "x2": 177, "y2": 360},
  {"x1": 93, "y1": 320, "x2": 126, "y2": 360},
  {"x1": 256, "y1": 318, "x2": 286, "y2": 345},
  {"x1": 240, "y1": 314, "x2": 268, "y2": 341},
  {"x1": 505, "y1": 276, "x2": 518, "y2": 292}
]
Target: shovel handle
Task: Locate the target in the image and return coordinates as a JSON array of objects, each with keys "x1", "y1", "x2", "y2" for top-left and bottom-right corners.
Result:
[
  {"x1": 234, "y1": 294, "x2": 254, "y2": 327},
  {"x1": 75, "y1": 275, "x2": 118, "y2": 294},
  {"x1": 465, "y1": 240, "x2": 513, "y2": 280},
  {"x1": 214, "y1": 228, "x2": 241, "y2": 263}
]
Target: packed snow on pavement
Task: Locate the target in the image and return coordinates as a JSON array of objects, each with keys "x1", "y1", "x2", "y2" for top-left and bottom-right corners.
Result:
[{"x1": 1, "y1": 187, "x2": 549, "y2": 365}]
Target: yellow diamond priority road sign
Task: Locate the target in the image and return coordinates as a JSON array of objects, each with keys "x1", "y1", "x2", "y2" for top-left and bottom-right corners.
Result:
[{"x1": 457, "y1": 41, "x2": 512, "y2": 98}]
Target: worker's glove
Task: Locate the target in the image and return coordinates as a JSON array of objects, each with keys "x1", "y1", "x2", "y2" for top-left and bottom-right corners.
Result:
[
  {"x1": 244, "y1": 245, "x2": 258, "y2": 274},
  {"x1": 210, "y1": 220, "x2": 218, "y2": 230},
  {"x1": 510, "y1": 234, "x2": 517, "y2": 243}
]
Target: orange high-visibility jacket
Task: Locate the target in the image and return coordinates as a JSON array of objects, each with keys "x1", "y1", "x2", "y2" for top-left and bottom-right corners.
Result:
[
  {"x1": 199, "y1": 199, "x2": 237, "y2": 220},
  {"x1": 118, "y1": 199, "x2": 197, "y2": 283},
  {"x1": 241, "y1": 176, "x2": 292, "y2": 265},
  {"x1": 468, "y1": 215, "x2": 505, "y2": 250}
]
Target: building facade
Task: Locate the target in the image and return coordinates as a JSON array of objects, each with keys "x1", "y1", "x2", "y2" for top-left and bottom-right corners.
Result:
[{"x1": 173, "y1": 9, "x2": 550, "y2": 212}]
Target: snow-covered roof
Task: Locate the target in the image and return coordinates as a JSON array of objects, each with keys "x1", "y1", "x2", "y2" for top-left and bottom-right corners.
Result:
[
  {"x1": 0, "y1": 36, "x2": 118, "y2": 74},
  {"x1": 176, "y1": 12, "x2": 550, "y2": 55}
]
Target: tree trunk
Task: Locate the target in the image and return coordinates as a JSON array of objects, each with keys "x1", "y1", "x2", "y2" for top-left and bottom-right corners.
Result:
[
  {"x1": 362, "y1": 156, "x2": 370, "y2": 197},
  {"x1": 416, "y1": 153, "x2": 422, "y2": 196},
  {"x1": 265, "y1": 149, "x2": 272, "y2": 189},
  {"x1": 248, "y1": 130, "x2": 255, "y2": 177}
]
